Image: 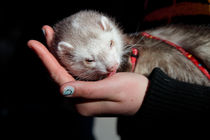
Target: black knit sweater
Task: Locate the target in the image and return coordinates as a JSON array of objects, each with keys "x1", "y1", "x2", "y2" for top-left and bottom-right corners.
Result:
[{"x1": 118, "y1": 68, "x2": 210, "y2": 138}]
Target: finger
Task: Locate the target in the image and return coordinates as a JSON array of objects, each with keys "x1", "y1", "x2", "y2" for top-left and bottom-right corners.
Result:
[
  {"x1": 60, "y1": 72, "x2": 148, "y2": 101},
  {"x1": 60, "y1": 73, "x2": 136, "y2": 101},
  {"x1": 60, "y1": 78, "x2": 121, "y2": 101},
  {"x1": 27, "y1": 40, "x2": 75, "y2": 85},
  {"x1": 42, "y1": 25, "x2": 54, "y2": 47},
  {"x1": 75, "y1": 99, "x2": 138, "y2": 116},
  {"x1": 75, "y1": 101, "x2": 123, "y2": 116}
]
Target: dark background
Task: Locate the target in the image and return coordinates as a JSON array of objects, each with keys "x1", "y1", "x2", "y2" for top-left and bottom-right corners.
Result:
[
  {"x1": 1, "y1": 1, "x2": 148, "y2": 137},
  {"x1": 1, "y1": 0, "x2": 209, "y2": 138}
]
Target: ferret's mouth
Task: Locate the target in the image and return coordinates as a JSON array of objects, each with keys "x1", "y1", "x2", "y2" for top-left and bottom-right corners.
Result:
[
  {"x1": 106, "y1": 63, "x2": 119, "y2": 77},
  {"x1": 107, "y1": 69, "x2": 117, "y2": 77}
]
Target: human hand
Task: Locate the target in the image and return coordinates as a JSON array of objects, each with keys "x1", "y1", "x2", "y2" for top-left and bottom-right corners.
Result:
[{"x1": 27, "y1": 25, "x2": 149, "y2": 116}]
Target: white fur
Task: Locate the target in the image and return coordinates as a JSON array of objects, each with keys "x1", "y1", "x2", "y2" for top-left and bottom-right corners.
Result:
[
  {"x1": 54, "y1": 11, "x2": 124, "y2": 80},
  {"x1": 100, "y1": 16, "x2": 110, "y2": 31},
  {"x1": 72, "y1": 17, "x2": 80, "y2": 29},
  {"x1": 58, "y1": 41, "x2": 73, "y2": 51}
]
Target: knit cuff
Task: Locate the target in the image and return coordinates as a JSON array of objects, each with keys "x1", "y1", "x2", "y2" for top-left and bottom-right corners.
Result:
[{"x1": 136, "y1": 68, "x2": 210, "y2": 120}]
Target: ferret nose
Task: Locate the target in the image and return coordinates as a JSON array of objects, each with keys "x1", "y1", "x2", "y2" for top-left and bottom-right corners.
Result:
[{"x1": 107, "y1": 63, "x2": 119, "y2": 72}]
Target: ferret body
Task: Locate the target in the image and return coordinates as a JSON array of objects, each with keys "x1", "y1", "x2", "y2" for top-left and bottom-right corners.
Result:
[{"x1": 49, "y1": 10, "x2": 210, "y2": 86}]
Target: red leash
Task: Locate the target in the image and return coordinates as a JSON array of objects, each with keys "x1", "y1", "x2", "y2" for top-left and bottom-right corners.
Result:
[{"x1": 130, "y1": 32, "x2": 210, "y2": 80}]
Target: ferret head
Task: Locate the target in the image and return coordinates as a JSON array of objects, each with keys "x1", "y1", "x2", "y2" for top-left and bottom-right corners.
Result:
[{"x1": 53, "y1": 11, "x2": 124, "y2": 80}]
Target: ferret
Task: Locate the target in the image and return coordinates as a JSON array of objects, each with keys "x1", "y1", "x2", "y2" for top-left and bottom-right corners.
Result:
[
  {"x1": 50, "y1": 10, "x2": 124, "y2": 81},
  {"x1": 49, "y1": 10, "x2": 210, "y2": 86}
]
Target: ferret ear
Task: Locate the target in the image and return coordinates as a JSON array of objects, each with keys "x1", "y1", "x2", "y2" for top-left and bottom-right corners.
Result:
[
  {"x1": 98, "y1": 16, "x2": 112, "y2": 31},
  {"x1": 58, "y1": 41, "x2": 73, "y2": 51}
]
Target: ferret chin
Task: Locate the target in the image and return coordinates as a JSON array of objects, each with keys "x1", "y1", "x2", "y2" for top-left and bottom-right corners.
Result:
[{"x1": 49, "y1": 10, "x2": 126, "y2": 81}]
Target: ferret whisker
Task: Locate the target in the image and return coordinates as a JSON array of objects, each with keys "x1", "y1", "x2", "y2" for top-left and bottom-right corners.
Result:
[
  {"x1": 124, "y1": 36, "x2": 144, "y2": 52},
  {"x1": 130, "y1": 36, "x2": 145, "y2": 48}
]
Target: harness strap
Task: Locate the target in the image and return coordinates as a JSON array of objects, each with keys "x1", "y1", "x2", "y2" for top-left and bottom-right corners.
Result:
[
  {"x1": 131, "y1": 48, "x2": 138, "y2": 72},
  {"x1": 141, "y1": 32, "x2": 210, "y2": 80}
]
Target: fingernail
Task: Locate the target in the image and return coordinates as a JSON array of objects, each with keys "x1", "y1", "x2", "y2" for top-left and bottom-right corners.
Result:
[
  {"x1": 42, "y1": 28, "x2": 46, "y2": 36},
  {"x1": 63, "y1": 86, "x2": 74, "y2": 96}
]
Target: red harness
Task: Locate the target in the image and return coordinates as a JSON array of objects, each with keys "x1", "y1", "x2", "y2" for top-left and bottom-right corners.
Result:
[
  {"x1": 130, "y1": 32, "x2": 210, "y2": 80},
  {"x1": 130, "y1": 48, "x2": 139, "y2": 72}
]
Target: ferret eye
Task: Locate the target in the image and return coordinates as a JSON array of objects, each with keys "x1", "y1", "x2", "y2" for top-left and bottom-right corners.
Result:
[
  {"x1": 85, "y1": 59, "x2": 95, "y2": 63},
  {"x1": 110, "y1": 40, "x2": 114, "y2": 48}
]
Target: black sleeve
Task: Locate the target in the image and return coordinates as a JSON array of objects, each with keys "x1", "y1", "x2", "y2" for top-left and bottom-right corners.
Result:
[
  {"x1": 118, "y1": 68, "x2": 210, "y2": 138},
  {"x1": 137, "y1": 68, "x2": 210, "y2": 120}
]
